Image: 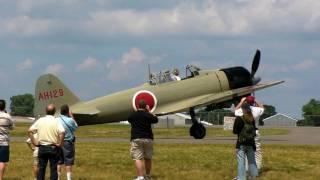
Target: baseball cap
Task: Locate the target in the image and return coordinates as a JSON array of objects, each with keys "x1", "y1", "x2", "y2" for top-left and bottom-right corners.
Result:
[{"x1": 246, "y1": 96, "x2": 255, "y2": 105}]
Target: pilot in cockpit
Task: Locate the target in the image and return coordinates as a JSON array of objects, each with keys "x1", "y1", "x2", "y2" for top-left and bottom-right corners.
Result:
[{"x1": 170, "y1": 68, "x2": 181, "y2": 81}]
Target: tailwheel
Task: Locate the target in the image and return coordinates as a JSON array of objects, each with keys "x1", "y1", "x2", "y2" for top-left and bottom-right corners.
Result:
[{"x1": 189, "y1": 107, "x2": 206, "y2": 139}]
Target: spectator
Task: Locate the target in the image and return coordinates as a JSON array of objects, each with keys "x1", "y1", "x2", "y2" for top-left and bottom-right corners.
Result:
[
  {"x1": 57, "y1": 105, "x2": 78, "y2": 180},
  {"x1": 0, "y1": 100, "x2": 14, "y2": 180},
  {"x1": 233, "y1": 102, "x2": 258, "y2": 180},
  {"x1": 235, "y1": 96, "x2": 264, "y2": 171},
  {"x1": 128, "y1": 100, "x2": 158, "y2": 180},
  {"x1": 26, "y1": 132, "x2": 39, "y2": 180},
  {"x1": 28, "y1": 104, "x2": 65, "y2": 180}
]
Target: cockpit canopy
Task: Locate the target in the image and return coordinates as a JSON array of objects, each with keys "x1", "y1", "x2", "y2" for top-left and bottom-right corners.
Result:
[{"x1": 149, "y1": 64, "x2": 201, "y2": 85}]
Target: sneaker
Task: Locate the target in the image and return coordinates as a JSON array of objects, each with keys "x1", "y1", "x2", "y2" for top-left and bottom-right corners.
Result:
[
  {"x1": 145, "y1": 174, "x2": 152, "y2": 180},
  {"x1": 133, "y1": 176, "x2": 145, "y2": 180}
]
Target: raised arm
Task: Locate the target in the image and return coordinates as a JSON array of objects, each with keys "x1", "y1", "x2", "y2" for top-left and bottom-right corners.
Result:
[
  {"x1": 235, "y1": 97, "x2": 246, "y2": 110},
  {"x1": 255, "y1": 100, "x2": 264, "y2": 109}
]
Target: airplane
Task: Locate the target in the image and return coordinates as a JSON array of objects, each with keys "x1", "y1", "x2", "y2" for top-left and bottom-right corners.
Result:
[{"x1": 34, "y1": 50, "x2": 284, "y2": 139}]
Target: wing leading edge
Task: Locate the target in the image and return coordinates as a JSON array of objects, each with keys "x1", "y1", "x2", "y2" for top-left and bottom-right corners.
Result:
[{"x1": 155, "y1": 80, "x2": 284, "y2": 115}]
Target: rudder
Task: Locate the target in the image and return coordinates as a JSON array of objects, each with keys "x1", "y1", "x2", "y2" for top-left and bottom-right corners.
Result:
[{"x1": 34, "y1": 74, "x2": 80, "y2": 118}]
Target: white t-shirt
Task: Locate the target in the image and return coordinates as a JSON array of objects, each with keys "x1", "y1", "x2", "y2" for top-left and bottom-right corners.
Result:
[{"x1": 235, "y1": 106, "x2": 264, "y2": 127}]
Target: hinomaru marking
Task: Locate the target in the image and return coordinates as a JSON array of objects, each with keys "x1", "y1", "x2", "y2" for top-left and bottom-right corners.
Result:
[{"x1": 38, "y1": 89, "x2": 64, "y2": 101}]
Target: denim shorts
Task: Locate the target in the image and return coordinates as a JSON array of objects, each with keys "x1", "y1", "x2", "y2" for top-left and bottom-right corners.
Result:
[{"x1": 0, "y1": 146, "x2": 9, "y2": 162}]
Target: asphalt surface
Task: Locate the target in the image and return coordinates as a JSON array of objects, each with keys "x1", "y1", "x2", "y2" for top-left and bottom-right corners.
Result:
[{"x1": 12, "y1": 127, "x2": 320, "y2": 145}]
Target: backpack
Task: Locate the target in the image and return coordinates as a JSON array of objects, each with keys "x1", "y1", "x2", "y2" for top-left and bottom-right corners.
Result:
[{"x1": 238, "y1": 116, "x2": 256, "y2": 144}]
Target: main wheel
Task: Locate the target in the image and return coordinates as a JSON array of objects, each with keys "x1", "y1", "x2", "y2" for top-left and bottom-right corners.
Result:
[{"x1": 190, "y1": 122, "x2": 206, "y2": 139}]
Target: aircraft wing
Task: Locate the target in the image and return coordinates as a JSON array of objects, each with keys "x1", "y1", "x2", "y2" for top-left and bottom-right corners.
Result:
[{"x1": 155, "y1": 80, "x2": 284, "y2": 115}]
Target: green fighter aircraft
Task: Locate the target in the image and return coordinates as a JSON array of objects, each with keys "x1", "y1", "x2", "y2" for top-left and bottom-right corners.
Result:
[{"x1": 34, "y1": 50, "x2": 283, "y2": 139}]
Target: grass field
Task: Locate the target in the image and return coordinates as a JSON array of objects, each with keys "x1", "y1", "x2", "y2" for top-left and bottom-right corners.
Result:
[
  {"x1": 5, "y1": 142, "x2": 320, "y2": 180},
  {"x1": 7, "y1": 123, "x2": 317, "y2": 180}
]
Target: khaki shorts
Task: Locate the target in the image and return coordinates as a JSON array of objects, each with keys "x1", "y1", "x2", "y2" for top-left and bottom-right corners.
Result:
[{"x1": 130, "y1": 139, "x2": 153, "y2": 160}]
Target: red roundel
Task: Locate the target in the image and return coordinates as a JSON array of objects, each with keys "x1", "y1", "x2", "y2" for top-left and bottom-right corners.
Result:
[{"x1": 132, "y1": 90, "x2": 157, "y2": 112}]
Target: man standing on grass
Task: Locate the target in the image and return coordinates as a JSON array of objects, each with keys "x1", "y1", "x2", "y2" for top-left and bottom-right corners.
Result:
[
  {"x1": 128, "y1": 100, "x2": 158, "y2": 180},
  {"x1": 57, "y1": 104, "x2": 78, "y2": 180},
  {"x1": 28, "y1": 104, "x2": 65, "y2": 180},
  {"x1": 0, "y1": 100, "x2": 14, "y2": 180}
]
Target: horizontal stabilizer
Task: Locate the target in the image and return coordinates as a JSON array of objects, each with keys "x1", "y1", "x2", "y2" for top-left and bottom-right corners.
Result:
[{"x1": 71, "y1": 103, "x2": 100, "y2": 115}]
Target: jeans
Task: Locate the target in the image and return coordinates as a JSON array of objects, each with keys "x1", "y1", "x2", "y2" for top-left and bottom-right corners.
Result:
[
  {"x1": 245, "y1": 130, "x2": 262, "y2": 171},
  {"x1": 37, "y1": 145, "x2": 60, "y2": 180},
  {"x1": 237, "y1": 145, "x2": 258, "y2": 180}
]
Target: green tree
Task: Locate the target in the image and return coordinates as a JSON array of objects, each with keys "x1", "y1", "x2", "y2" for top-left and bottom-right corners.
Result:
[
  {"x1": 302, "y1": 99, "x2": 320, "y2": 126},
  {"x1": 10, "y1": 94, "x2": 34, "y2": 116}
]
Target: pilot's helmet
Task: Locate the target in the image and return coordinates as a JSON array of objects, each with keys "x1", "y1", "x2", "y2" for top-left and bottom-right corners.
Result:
[{"x1": 173, "y1": 68, "x2": 179, "y2": 76}]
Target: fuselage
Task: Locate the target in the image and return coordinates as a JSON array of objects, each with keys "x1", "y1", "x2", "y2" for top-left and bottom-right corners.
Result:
[{"x1": 73, "y1": 70, "x2": 232, "y2": 125}]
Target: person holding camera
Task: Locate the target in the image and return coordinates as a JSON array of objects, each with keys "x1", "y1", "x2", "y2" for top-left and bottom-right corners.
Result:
[
  {"x1": 0, "y1": 100, "x2": 14, "y2": 180},
  {"x1": 128, "y1": 100, "x2": 158, "y2": 180},
  {"x1": 57, "y1": 105, "x2": 78, "y2": 180},
  {"x1": 235, "y1": 96, "x2": 264, "y2": 172}
]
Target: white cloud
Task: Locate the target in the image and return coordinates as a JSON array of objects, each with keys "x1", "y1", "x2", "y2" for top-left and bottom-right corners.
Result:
[
  {"x1": 0, "y1": 15, "x2": 53, "y2": 37},
  {"x1": 84, "y1": 0, "x2": 320, "y2": 36},
  {"x1": 76, "y1": 57, "x2": 100, "y2": 71},
  {"x1": 16, "y1": 59, "x2": 33, "y2": 71},
  {"x1": 0, "y1": 1, "x2": 319, "y2": 38},
  {"x1": 263, "y1": 59, "x2": 319, "y2": 74},
  {"x1": 106, "y1": 48, "x2": 164, "y2": 81},
  {"x1": 121, "y1": 48, "x2": 145, "y2": 64},
  {"x1": 44, "y1": 64, "x2": 64, "y2": 75},
  {"x1": 292, "y1": 59, "x2": 318, "y2": 71}
]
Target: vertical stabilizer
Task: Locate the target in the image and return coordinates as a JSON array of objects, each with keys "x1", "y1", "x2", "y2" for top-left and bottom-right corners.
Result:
[{"x1": 34, "y1": 74, "x2": 80, "y2": 118}]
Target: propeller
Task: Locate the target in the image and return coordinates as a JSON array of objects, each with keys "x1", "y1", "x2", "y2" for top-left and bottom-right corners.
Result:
[
  {"x1": 250, "y1": 49, "x2": 261, "y2": 85},
  {"x1": 251, "y1": 49, "x2": 260, "y2": 78}
]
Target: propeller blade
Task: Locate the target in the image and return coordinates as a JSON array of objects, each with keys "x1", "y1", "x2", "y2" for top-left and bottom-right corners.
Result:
[{"x1": 251, "y1": 49, "x2": 260, "y2": 78}]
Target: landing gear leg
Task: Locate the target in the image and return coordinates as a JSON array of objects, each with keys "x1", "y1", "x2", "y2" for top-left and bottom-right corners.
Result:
[{"x1": 189, "y1": 107, "x2": 206, "y2": 139}]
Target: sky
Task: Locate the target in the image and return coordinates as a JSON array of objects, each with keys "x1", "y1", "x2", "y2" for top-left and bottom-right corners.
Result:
[{"x1": 0, "y1": 0, "x2": 319, "y2": 119}]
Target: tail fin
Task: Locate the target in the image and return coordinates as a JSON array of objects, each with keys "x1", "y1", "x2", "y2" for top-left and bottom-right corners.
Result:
[{"x1": 34, "y1": 74, "x2": 80, "y2": 117}]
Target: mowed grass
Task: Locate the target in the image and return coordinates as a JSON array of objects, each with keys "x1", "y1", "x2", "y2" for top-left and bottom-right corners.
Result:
[
  {"x1": 11, "y1": 123, "x2": 289, "y2": 139},
  {"x1": 5, "y1": 142, "x2": 320, "y2": 180}
]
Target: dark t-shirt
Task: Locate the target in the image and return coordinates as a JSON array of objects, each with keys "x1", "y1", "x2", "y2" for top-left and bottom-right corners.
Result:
[{"x1": 128, "y1": 110, "x2": 158, "y2": 141}]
